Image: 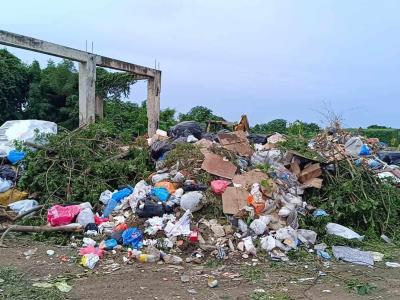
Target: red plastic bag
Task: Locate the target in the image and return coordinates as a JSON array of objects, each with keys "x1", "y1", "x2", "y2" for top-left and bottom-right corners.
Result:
[
  {"x1": 211, "y1": 180, "x2": 230, "y2": 194},
  {"x1": 47, "y1": 205, "x2": 81, "y2": 226},
  {"x1": 79, "y1": 246, "x2": 105, "y2": 258},
  {"x1": 94, "y1": 215, "x2": 109, "y2": 225}
]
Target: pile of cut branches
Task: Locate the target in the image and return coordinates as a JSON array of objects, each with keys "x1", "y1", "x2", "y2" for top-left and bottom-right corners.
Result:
[
  {"x1": 305, "y1": 160, "x2": 400, "y2": 238},
  {"x1": 18, "y1": 121, "x2": 152, "y2": 206}
]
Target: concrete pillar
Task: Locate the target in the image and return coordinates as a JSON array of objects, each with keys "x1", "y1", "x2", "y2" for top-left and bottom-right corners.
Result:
[
  {"x1": 95, "y1": 95, "x2": 104, "y2": 119},
  {"x1": 147, "y1": 71, "x2": 161, "y2": 136},
  {"x1": 79, "y1": 55, "x2": 96, "y2": 126}
]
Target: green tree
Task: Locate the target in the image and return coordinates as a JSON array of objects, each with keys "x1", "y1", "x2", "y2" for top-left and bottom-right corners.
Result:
[
  {"x1": 252, "y1": 119, "x2": 288, "y2": 134},
  {"x1": 0, "y1": 49, "x2": 30, "y2": 123},
  {"x1": 179, "y1": 106, "x2": 224, "y2": 124},
  {"x1": 24, "y1": 59, "x2": 79, "y2": 123}
]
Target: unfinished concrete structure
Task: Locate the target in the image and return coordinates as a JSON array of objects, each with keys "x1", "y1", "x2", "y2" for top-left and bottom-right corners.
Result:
[{"x1": 0, "y1": 30, "x2": 161, "y2": 135}]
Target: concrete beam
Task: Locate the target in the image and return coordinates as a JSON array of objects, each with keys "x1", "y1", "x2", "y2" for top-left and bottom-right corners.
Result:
[
  {"x1": 98, "y1": 56, "x2": 158, "y2": 78},
  {"x1": 0, "y1": 30, "x2": 90, "y2": 62}
]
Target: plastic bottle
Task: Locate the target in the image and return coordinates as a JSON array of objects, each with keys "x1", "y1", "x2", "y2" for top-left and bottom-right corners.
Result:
[{"x1": 135, "y1": 247, "x2": 160, "y2": 263}]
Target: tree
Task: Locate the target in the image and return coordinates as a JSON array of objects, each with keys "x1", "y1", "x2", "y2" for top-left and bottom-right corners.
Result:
[
  {"x1": 178, "y1": 106, "x2": 224, "y2": 124},
  {"x1": 24, "y1": 59, "x2": 79, "y2": 123},
  {"x1": 252, "y1": 119, "x2": 288, "y2": 134},
  {"x1": 0, "y1": 49, "x2": 30, "y2": 124}
]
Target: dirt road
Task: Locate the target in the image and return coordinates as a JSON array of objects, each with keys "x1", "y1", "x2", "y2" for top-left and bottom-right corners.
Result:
[{"x1": 0, "y1": 236, "x2": 399, "y2": 300}]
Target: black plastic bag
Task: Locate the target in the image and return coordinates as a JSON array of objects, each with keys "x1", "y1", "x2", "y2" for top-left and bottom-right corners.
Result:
[
  {"x1": 151, "y1": 140, "x2": 173, "y2": 160},
  {"x1": 168, "y1": 121, "x2": 203, "y2": 140},
  {"x1": 247, "y1": 134, "x2": 268, "y2": 145},
  {"x1": 378, "y1": 151, "x2": 400, "y2": 166},
  {"x1": 0, "y1": 165, "x2": 17, "y2": 181}
]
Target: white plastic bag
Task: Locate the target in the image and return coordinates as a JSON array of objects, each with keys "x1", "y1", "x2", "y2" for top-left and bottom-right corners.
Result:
[
  {"x1": 249, "y1": 215, "x2": 271, "y2": 235},
  {"x1": 76, "y1": 208, "x2": 95, "y2": 226},
  {"x1": 260, "y1": 235, "x2": 276, "y2": 252},
  {"x1": 8, "y1": 199, "x2": 38, "y2": 216},
  {"x1": 180, "y1": 191, "x2": 203, "y2": 212},
  {"x1": 243, "y1": 236, "x2": 257, "y2": 256},
  {"x1": 99, "y1": 190, "x2": 113, "y2": 205},
  {"x1": 0, "y1": 120, "x2": 57, "y2": 156},
  {"x1": 0, "y1": 178, "x2": 13, "y2": 193},
  {"x1": 129, "y1": 180, "x2": 151, "y2": 212},
  {"x1": 326, "y1": 223, "x2": 363, "y2": 240}
]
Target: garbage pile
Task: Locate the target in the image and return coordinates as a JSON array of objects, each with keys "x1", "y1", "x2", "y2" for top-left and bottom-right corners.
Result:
[{"x1": 1, "y1": 120, "x2": 400, "y2": 269}]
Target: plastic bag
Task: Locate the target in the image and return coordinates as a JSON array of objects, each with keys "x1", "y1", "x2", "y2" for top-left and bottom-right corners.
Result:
[
  {"x1": 211, "y1": 180, "x2": 230, "y2": 195},
  {"x1": 99, "y1": 239, "x2": 118, "y2": 250},
  {"x1": 164, "y1": 209, "x2": 191, "y2": 237},
  {"x1": 326, "y1": 223, "x2": 364, "y2": 240},
  {"x1": 0, "y1": 165, "x2": 16, "y2": 181},
  {"x1": 155, "y1": 181, "x2": 177, "y2": 194},
  {"x1": 0, "y1": 120, "x2": 57, "y2": 157},
  {"x1": 359, "y1": 144, "x2": 371, "y2": 156},
  {"x1": 167, "y1": 121, "x2": 203, "y2": 140},
  {"x1": 180, "y1": 191, "x2": 203, "y2": 212},
  {"x1": 297, "y1": 229, "x2": 317, "y2": 245},
  {"x1": 47, "y1": 205, "x2": 81, "y2": 226},
  {"x1": 249, "y1": 215, "x2": 271, "y2": 235},
  {"x1": 243, "y1": 236, "x2": 257, "y2": 256},
  {"x1": 247, "y1": 134, "x2": 268, "y2": 145},
  {"x1": 344, "y1": 137, "x2": 363, "y2": 157},
  {"x1": 7, "y1": 150, "x2": 26, "y2": 164},
  {"x1": 332, "y1": 246, "x2": 373, "y2": 266},
  {"x1": 261, "y1": 235, "x2": 277, "y2": 252},
  {"x1": 0, "y1": 188, "x2": 28, "y2": 205},
  {"x1": 80, "y1": 254, "x2": 100, "y2": 269},
  {"x1": 151, "y1": 173, "x2": 170, "y2": 184},
  {"x1": 8, "y1": 199, "x2": 38, "y2": 216},
  {"x1": 99, "y1": 190, "x2": 113, "y2": 205},
  {"x1": 79, "y1": 246, "x2": 104, "y2": 258},
  {"x1": 122, "y1": 227, "x2": 143, "y2": 249},
  {"x1": 0, "y1": 177, "x2": 13, "y2": 193},
  {"x1": 151, "y1": 140, "x2": 173, "y2": 160},
  {"x1": 128, "y1": 180, "x2": 151, "y2": 212},
  {"x1": 151, "y1": 187, "x2": 170, "y2": 202},
  {"x1": 76, "y1": 208, "x2": 95, "y2": 227}
]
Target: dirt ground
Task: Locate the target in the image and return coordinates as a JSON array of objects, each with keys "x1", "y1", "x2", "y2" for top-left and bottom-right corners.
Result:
[{"x1": 0, "y1": 235, "x2": 399, "y2": 300}]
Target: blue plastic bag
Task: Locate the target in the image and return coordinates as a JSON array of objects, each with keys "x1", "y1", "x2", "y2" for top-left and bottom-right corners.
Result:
[
  {"x1": 151, "y1": 187, "x2": 170, "y2": 202},
  {"x1": 7, "y1": 150, "x2": 26, "y2": 164},
  {"x1": 317, "y1": 250, "x2": 331, "y2": 260},
  {"x1": 313, "y1": 209, "x2": 329, "y2": 217},
  {"x1": 359, "y1": 144, "x2": 371, "y2": 156},
  {"x1": 112, "y1": 187, "x2": 133, "y2": 202},
  {"x1": 122, "y1": 227, "x2": 143, "y2": 249},
  {"x1": 101, "y1": 238, "x2": 118, "y2": 250},
  {"x1": 102, "y1": 187, "x2": 134, "y2": 217}
]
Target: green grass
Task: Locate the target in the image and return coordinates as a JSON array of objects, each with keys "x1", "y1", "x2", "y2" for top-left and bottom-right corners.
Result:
[
  {"x1": 241, "y1": 265, "x2": 264, "y2": 283},
  {"x1": 204, "y1": 258, "x2": 225, "y2": 268},
  {"x1": 250, "y1": 291, "x2": 292, "y2": 300},
  {"x1": 345, "y1": 279, "x2": 377, "y2": 296},
  {"x1": 0, "y1": 267, "x2": 66, "y2": 300}
]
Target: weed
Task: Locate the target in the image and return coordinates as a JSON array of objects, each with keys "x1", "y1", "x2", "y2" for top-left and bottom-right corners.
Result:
[
  {"x1": 250, "y1": 291, "x2": 292, "y2": 300},
  {"x1": 346, "y1": 279, "x2": 376, "y2": 296},
  {"x1": 164, "y1": 143, "x2": 204, "y2": 172},
  {"x1": 205, "y1": 258, "x2": 224, "y2": 268},
  {"x1": 0, "y1": 267, "x2": 66, "y2": 299},
  {"x1": 241, "y1": 265, "x2": 264, "y2": 283}
]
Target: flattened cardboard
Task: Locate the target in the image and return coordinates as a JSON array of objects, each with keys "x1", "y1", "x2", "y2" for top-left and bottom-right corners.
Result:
[
  {"x1": 298, "y1": 163, "x2": 322, "y2": 183},
  {"x1": 218, "y1": 131, "x2": 253, "y2": 157},
  {"x1": 201, "y1": 153, "x2": 237, "y2": 179},
  {"x1": 222, "y1": 187, "x2": 249, "y2": 215},
  {"x1": 232, "y1": 169, "x2": 268, "y2": 189}
]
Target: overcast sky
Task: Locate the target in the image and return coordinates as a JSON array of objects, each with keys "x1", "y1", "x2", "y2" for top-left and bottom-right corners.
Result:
[{"x1": 2, "y1": 0, "x2": 399, "y2": 127}]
